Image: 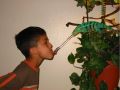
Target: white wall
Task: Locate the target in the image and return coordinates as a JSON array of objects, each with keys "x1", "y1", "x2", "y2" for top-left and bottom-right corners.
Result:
[{"x1": 0, "y1": 0, "x2": 119, "y2": 90}]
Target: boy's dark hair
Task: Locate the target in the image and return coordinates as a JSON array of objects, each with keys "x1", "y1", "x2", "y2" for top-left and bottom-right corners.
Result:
[{"x1": 15, "y1": 26, "x2": 46, "y2": 58}]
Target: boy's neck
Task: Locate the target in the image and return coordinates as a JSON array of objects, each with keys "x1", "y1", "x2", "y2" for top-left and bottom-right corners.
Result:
[{"x1": 26, "y1": 57, "x2": 44, "y2": 68}]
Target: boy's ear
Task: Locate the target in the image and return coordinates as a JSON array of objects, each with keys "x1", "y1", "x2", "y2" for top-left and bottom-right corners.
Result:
[{"x1": 29, "y1": 47, "x2": 38, "y2": 55}]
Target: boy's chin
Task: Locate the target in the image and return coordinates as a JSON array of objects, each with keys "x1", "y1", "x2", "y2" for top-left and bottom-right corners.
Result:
[
  {"x1": 47, "y1": 56, "x2": 54, "y2": 60},
  {"x1": 45, "y1": 55, "x2": 54, "y2": 60}
]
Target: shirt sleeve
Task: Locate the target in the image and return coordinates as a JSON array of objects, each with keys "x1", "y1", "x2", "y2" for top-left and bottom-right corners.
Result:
[{"x1": 0, "y1": 65, "x2": 29, "y2": 90}]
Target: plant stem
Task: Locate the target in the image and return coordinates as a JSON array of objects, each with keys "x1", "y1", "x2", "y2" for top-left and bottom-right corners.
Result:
[
  {"x1": 73, "y1": 64, "x2": 83, "y2": 69},
  {"x1": 85, "y1": 0, "x2": 89, "y2": 22}
]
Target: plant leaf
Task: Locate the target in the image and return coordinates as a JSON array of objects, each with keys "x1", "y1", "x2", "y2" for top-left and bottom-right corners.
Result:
[
  {"x1": 77, "y1": 58, "x2": 84, "y2": 63},
  {"x1": 111, "y1": 54, "x2": 119, "y2": 66},
  {"x1": 68, "y1": 53, "x2": 75, "y2": 64},
  {"x1": 99, "y1": 81, "x2": 108, "y2": 90},
  {"x1": 71, "y1": 88, "x2": 76, "y2": 90},
  {"x1": 70, "y1": 72, "x2": 80, "y2": 86}
]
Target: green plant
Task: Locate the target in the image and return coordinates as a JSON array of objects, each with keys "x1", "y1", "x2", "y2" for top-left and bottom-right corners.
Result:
[
  {"x1": 68, "y1": 27, "x2": 119, "y2": 90},
  {"x1": 67, "y1": 0, "x2": 119, "y2": 90}
]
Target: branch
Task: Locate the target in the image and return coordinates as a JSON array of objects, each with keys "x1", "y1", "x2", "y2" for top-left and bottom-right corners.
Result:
[
  {"x1": 73, "y1": 64, "x2": 83, "y2": 69},
  {"x1": 105, "y1": 19, "x2": 120, "y2": 29},
  {"x1": 111, "y1": 44, "x2": 119, "y2": 53},
  {"x1": 82, "y1": 4, "x2": 120, "y2": 22},
  {"x1": 101, "y1": 4, "x2": 120, "y2": 18},
  {"x1": 66, "y1": 22, "x2": 79, "y2": 27}
]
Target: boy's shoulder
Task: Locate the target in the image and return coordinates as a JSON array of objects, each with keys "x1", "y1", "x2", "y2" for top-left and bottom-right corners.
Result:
[
  {"x1": 0, "y1": 60, "x2": 39, "y2": 89},
  {"x1": 13, "y1": 60, "x2": 39, "y2": 86}
]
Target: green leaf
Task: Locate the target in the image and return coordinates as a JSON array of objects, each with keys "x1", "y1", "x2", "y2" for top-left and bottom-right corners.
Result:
[
  {"x1": 83, "y1": 55, "x2": 107, "y2": 75},
  {"x1": 88, "y1": 78, "x2": 96, "y2": 90},
  {"x1": 75, "y1": 0, "x2": 96, "y2": 13},
  {"x1": 70, "y1": 72, "x2": 80, "y2": 86},
  {"x1": 79, "y1": 70, "x2": 96, "y2": 90},
  {"x1": 100, "y1": 81, "x2": 108, "y2": 90},
  {"x1": 76, "y1": 47, "x2": 88, "y2": 53},
  {"x1": 79, "y1": 71, "x2": 89, "y2": 90},
  {"x1": 116, "y1": 87, "x2": 120, "y2": 90},
  {"x1": 75, "y1": 47, "x2": 89, "y2": 58},
  {"x1": 75, "y1": 0, "x2": 85, "y2": 7},
  {"x1": 111, "y1": 54, "x2": 119, "y2": 66},
  {"x1": 68, "y1": 53, "x2": 75, "y2": 64},
  {"x1": 80, "y1": 33, "x2": 94, "y2": 50},
  {"x1": 77, "y1": 58, "x2": 84, "y2": 63},
  {"x1": 71, "y1": 88, "x2": 76, "y2": 90}
]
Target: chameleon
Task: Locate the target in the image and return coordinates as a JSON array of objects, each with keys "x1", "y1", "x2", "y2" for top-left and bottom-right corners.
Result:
[
  {"x1": 54, "y1": 21, "x2": 113, "y2": 53},
  {"x1": 72, "y1": 21, "x2": 113, "y2": 36}
]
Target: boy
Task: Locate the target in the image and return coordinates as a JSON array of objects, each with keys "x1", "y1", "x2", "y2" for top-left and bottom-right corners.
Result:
[{"x1": 0, "y1": 26, "x2": 55, "y2": 90}]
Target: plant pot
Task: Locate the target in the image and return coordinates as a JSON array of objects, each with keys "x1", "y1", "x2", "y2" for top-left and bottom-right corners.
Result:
[{"x1": 92, "y1": 61, "x2": 119, "y2": 90}]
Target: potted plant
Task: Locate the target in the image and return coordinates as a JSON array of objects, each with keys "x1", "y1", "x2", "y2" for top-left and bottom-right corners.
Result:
[
  {"x1": 67, "y1": 0, "x2": 119, "y2": 90},
  {"x1": 68, "y1": 28, "x2": 119, "y2": 90}
]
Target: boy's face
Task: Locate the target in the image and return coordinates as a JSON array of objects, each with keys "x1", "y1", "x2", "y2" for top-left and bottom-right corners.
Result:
[{"x1": 35, "y1": 34, "x2": 54, "y2": 60}]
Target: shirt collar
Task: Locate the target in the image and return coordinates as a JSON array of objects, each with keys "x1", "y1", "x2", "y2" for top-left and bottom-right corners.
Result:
[{"x1": 24, "y1": 60, "x2": 39, "y2": 72}]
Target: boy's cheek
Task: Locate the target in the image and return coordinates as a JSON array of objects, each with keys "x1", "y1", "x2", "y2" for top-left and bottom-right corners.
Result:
[
  {"x1": 37, "y1": 46, "x2": 54, "y2": 59},
  {"x1": 38, "y1": 49, "x2": 50, "y2": 57}
]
